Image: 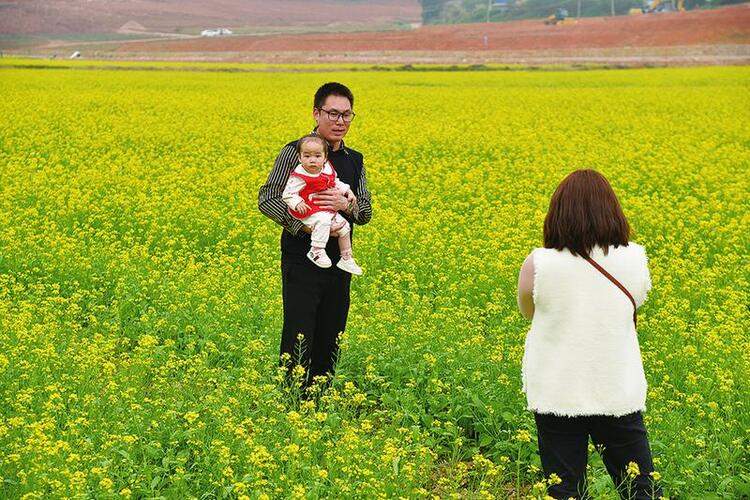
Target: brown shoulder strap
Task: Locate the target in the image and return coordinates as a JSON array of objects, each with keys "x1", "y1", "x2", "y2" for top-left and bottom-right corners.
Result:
[{"x1": 584, "y1": 256, "x2": 638, "y2": 328}]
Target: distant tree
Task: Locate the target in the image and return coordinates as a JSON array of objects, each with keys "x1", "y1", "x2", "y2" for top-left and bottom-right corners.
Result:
[
  {"x1": 419, "y1": 0, "x2": 447, "y2": 23},
  {"x1": 420, "y1": 0, "x2": 740, "y2": 23}
]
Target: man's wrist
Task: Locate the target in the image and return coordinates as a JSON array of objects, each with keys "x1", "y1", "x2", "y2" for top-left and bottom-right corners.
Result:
[{"x1": 349, "y1": 199, "x2": 359, "y2": 217}]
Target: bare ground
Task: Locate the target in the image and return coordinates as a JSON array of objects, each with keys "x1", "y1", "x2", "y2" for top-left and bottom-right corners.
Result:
[
  {"x1": 0, "y1": 0, "x2": 421, "y2": 35},
  {"x1": 6, "y1": 5, "x2": 749, "y2": 67},
  {"x1": 115, "y1": 5, "x2": 750, "y2": 54}
]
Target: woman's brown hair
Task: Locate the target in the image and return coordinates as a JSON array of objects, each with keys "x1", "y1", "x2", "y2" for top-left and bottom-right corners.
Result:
[{"x1": 543, "y1": 169, "x2": 630, "y2": 258}]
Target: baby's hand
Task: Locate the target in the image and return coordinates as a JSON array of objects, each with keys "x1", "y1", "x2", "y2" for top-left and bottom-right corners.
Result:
[{"x1": 296, "y1": 201, "x2": 311, "y2": 214}]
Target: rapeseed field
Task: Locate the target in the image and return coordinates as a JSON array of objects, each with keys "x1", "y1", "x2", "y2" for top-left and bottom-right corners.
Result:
[{"x1": 0, "y1": 66, "x2": 748, "y2": 498}]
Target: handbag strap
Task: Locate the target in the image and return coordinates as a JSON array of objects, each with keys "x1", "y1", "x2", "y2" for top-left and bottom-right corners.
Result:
[{"x1": 584, "y1": 256, "x2": 637, "y2": 328}]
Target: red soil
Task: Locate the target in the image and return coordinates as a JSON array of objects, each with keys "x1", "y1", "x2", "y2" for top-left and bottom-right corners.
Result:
[{"x1": 119, "y1": 5, "x2": 750, "y2": 53}]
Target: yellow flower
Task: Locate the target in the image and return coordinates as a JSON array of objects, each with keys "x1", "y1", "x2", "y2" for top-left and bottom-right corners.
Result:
[
  {"x1": 137, "y1": 334, "x2": 158, "y2": 348},
  {"x1": 183, "y1": 411, "x2": 199, "y2": 424},
  {"x1": 292, "y1": 364, "x2": 306, "y2": 379},
  {"x1": 626, "y1": 461, "x2": 640, "y2": 478},
  {"x1": 533, "y1": 480, "x2": 547, "y2": 493},
  {"x1": 292, "y1": 484, "x2": 306, "y2": 499},
  {"x1": 515, "y1": 429, "x2": 532, "y2": 443}
]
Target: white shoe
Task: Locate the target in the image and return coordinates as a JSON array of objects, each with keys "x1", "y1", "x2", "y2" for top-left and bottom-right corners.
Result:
[
  {"x1": 336, "y1": 257, "x2": 363, "y2": 275},
  {"x1": 307, "y1": 249, "x2": 332, "y2": 268}
]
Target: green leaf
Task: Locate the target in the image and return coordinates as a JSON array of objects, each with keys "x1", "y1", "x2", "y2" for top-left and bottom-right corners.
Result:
[{"x1": 479, "y1": 434, "x2": 493, "y2": 447}]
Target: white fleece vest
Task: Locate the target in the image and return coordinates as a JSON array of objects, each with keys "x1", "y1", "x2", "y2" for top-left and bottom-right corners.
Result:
[{"x1": 522, "y1": 243, "x2": 651, "y2": 417}]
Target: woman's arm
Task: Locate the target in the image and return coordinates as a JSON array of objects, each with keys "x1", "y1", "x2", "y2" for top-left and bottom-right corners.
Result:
[{"x1": 517, "y1": 253, "x2": 535, "y2": 320}]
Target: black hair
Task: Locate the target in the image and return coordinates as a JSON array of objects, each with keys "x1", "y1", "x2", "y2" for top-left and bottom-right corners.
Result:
[
  {"x1": 295, "y1": 133, "x2": 329, "y2": 157},
  {"x1": 314, "y1": 82, "x2": 354, "y2": 109}
]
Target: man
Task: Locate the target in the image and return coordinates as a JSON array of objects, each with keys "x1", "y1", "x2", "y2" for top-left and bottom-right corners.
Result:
[{"x1": 258, "y1": 82, "x2": 372, "y2": 389}]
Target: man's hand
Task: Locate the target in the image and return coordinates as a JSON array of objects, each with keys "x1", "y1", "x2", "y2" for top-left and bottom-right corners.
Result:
[
  {"x1": 315, "y1": 189, "x2": 349, "y2": 212},
  {"x1": 296, "y1": 201, "x2": 311, "y2": 215},
  {"x1": 345, "y1": 190, "x2": 357, "y2": 204}
]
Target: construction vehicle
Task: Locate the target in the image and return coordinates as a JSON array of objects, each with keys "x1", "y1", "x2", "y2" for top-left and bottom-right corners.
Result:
[
  {"x1": 544, "y1": 8, "x2": 578, "y2": 25},
  {"x1": 630, "y1": 0, "x2": 685, "y2": 14}
]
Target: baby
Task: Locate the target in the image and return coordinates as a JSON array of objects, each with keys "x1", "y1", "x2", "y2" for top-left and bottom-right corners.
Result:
[{"x1": 282, "y1": 134, "x2": 363, "y2": 275}]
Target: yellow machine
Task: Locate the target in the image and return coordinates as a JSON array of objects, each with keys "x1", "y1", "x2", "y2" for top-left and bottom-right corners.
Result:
[{"x1": 544, "y1": 8, "x2": 578, "y2": 25}]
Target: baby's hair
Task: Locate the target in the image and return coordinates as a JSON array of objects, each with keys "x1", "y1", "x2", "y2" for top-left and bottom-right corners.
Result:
[{"x1": 296, "y1": 133, "x2": 329, "y2": 157}]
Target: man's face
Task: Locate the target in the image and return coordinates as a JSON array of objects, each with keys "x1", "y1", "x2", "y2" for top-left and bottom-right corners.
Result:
[{"x1": 313, "y1": 94, "x2": 352, "y2": 146}]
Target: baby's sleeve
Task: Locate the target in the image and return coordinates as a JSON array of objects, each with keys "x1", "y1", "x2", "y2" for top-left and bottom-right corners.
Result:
[
  {"x1": 282, "y1": 175, "x2": 306, "y2": 209},
  {"x1": 334, "y1": 178, "x2": 351, "y2": 194}
]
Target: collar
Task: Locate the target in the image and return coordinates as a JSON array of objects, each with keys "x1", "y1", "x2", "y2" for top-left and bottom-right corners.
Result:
[{"x1": 294, "y1": 162, "x2": 334, "y2": 177}]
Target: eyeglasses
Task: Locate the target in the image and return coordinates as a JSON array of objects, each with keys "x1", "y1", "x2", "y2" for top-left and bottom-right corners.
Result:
[{"x1": 317, "y1": 107, "x2": 356, "y2": 123}]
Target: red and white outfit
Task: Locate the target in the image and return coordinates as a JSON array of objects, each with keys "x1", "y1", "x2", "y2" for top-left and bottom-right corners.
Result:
[{"x1": 282, "y1": 161, "x2": 351, "y2": 249}]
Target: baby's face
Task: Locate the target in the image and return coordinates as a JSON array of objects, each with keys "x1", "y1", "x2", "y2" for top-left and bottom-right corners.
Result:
[{"x1": 299, "y1": 141, "x2": 326, "y2": 173}]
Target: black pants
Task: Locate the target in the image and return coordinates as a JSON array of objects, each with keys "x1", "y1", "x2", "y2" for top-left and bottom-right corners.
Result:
[
  {"x1": 535, "y1": 412, "x2": 662, "y2": 499},
  {"x1": 279, "y1": 260, "x2": 351, "y2": 387}
]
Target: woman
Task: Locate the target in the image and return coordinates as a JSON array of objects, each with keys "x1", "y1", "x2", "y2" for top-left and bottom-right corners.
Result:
[{"x1": 517, "y1": 170, "x2": 661, "y2": 499}]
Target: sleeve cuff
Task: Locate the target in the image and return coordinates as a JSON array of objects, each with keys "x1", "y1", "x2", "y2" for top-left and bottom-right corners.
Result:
[
  {"x1": 350, "y1": 200, "x2": 360, "y2": 220},
  {"x1": 292, "y1": 219, "x2": 306, "y2": 236}
]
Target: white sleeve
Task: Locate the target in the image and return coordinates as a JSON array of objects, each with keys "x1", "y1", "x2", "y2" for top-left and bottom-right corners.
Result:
[
  {"x1": 335, "y1": 178, "x2": 351, "y2": 194},
  {"x1": 282, "y1": 176, "x2": 306, "y2": 209}
]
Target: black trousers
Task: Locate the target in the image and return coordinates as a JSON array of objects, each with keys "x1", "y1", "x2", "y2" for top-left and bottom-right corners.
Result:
[
  {"x1": 535, "y1": 412, "x2": 662, "y2": 499},
  {"x1": 279, "y1": 260, "x2": 351, "y2": 387}
]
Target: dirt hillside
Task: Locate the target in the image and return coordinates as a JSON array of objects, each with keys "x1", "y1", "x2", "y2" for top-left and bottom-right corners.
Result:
[
  {"x1": 118, "y1": 5, "x2": 750, "y2": 53},
  {"x1": 0, "y1": 0, "x2": 420, "y2": 35}
]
